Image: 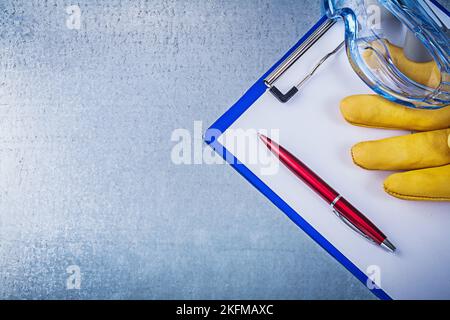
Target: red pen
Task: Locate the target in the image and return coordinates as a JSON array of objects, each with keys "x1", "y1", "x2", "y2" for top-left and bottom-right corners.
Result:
[{"x1": 259, "y1": 134, "x2": 396, "y2": 253}]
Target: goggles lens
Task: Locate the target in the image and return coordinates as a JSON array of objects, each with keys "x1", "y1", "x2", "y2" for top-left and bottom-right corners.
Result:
[{"x1": 325, "y1": 0, "x2": 449, "y2": 109}]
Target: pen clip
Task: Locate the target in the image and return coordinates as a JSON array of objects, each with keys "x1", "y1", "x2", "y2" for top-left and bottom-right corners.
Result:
[{"x1": 332, "y1": 208, "x2": 377, "y2": 245}]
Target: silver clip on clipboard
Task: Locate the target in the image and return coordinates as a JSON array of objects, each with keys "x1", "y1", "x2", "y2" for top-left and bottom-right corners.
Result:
[{"x1": 265, "y1": 19, "x2": 345, "y2": 103}]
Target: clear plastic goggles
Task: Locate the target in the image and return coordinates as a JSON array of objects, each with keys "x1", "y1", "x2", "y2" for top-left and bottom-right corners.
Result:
[{"x1": 324, "y1": 0, "x2": 449, "y2": 109}]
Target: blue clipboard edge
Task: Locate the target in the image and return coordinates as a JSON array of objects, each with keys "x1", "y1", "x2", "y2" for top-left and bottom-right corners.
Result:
[{"x1": 205, "y1": 1, "x2": 446, "y2": 300}]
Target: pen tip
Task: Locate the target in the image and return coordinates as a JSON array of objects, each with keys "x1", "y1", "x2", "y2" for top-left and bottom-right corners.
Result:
[{"x1": 381, "y1": 239, "x2": 396, "y2": 253}]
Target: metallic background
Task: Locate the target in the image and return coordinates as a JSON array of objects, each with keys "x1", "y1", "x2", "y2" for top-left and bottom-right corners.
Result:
[{"x1": 2, "y1": 0, "x2": 445, "y2": 300}]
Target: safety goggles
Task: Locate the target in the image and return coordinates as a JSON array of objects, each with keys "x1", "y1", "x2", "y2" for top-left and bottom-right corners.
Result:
[{"x1": 324, "y1": 0, "x2": 449, "y2": 109}]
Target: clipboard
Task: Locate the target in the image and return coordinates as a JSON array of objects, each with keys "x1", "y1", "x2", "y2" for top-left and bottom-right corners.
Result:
[{"x1": 205, "y1": 0, "x2": 450, "y2": 300}]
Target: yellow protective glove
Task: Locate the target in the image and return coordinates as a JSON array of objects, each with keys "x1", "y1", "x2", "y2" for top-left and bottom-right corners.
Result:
[
  {"x1": 341, "y1": 95, "x2": 450, "y2": 201},
  {"x1": 340, "y1": 42, "x2": 450, "y2": 201}
]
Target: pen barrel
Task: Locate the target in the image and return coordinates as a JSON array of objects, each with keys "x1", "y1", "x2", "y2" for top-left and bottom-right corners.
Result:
[
  {"x1": 277, "y1": 144, "x2": 339, "y2": 203},
  {"x1": 261, "y1": 135, "x2": 387, "y2": 246},
  {"x1": 333, "y1": 198, "x2": 386, "y2": 245}
]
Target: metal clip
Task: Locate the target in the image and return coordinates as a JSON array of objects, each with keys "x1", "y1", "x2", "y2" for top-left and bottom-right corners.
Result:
[{"x1": 264, "y1": 18, "x2": 344, "y2": 103}]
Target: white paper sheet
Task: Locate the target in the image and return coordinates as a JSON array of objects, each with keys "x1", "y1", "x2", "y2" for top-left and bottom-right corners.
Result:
[{"x1": 219, "y1": 8, "x2": 450, "y2": 299}]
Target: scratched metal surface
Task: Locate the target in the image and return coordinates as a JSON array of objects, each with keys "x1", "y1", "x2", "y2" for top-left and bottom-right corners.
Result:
[{"x1": 4, "y1": 0, "x2": 445, "y2": 300}]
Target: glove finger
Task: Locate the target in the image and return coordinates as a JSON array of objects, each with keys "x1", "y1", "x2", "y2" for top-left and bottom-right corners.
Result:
[
  {"x1": 352, "y1": 129, "x2": 450, "y2": 171},
  {"x1": 363, "y1": 40, "x2": 440, "y2": 88},
  {"x1": 388, "y1": 41, "x2": 441, "y2": 88},
  {"x1": 384, "y1": 165, "x2": 450, "y2": 201},
  {"x1": 340, "y1": 94, "x2": 450, "y2": 131}
]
